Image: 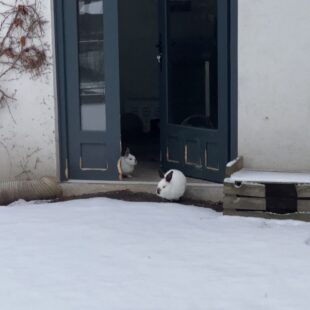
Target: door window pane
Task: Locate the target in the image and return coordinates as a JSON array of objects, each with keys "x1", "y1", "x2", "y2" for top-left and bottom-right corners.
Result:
[
  {"x1": 168, "y1": 0, "x2": 218, "y2": 129},
  {"x1": 78, "y1": 0, "x2": 106, "y2": 131}
]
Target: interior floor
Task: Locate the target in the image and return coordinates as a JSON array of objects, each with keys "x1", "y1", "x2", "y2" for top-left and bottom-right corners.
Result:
[
  {"x1": 126, "y1": 160, "x2": 160, "y2": 182},
  {"x1": 121, "y1": 120, "x2": 161, "y2": 182}
]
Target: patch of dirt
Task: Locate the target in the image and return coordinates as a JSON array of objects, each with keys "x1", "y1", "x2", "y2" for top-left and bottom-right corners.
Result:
[{"x1": 55, "y1": 190, "x2": 223, "y2": 212}]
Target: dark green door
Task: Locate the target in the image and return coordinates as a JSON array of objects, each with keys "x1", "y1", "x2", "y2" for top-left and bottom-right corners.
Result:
[
  {"x1": 159, "y1": 0, "x2": 229, "y2": 182},
  {"x1": 62, "y1": 0, "x2": 120, "y2": 180}
]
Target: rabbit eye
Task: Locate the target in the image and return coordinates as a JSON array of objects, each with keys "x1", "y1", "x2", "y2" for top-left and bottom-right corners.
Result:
[{"x1": 163, "y1": 186, "x2": 166, "y2": 189}]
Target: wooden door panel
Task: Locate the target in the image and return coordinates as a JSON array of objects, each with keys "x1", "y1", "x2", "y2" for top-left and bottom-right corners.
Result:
[{"x1": 61, "y1": 0, "x2": 121, "y2": 180}]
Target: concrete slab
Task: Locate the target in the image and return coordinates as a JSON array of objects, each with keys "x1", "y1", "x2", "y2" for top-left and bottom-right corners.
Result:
[
  {"x1": 61, "y1": 181, "x2": 223, "y2": 203},
  {"x1": 60, "y1": 160, "x2": 223, "y2": 203}
]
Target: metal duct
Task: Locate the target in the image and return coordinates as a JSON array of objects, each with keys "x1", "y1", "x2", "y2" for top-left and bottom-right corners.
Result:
[{"x1": 0, "y1": 177, "x2": 62, "y2": 205}]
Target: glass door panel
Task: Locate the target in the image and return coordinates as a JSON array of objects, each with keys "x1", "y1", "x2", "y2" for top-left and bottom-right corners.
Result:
[
  {"x1": 168, "y1": 0, "x2": 218, "y2": 129},
  {"x1": 78, "y1": 0, "x2": 106, "y2": 131}
]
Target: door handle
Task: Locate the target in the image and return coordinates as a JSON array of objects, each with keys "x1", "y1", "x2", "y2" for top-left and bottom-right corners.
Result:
[{"x1": 156, "y1": 54, "x2": 162, "y2": 64}]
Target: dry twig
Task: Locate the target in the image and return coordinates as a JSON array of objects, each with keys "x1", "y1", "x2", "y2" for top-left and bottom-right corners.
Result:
[{"x1": 0, "y1": 0, "x2": 48, "y2": 110}]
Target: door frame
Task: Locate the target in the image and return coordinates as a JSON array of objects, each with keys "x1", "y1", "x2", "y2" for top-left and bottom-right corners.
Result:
[
  {"x1": 54, "y1": 0, "x2": 68, "y2": 181},
  {"x1": 54, "y1": 0, "x2": 238, "y2": 182},
  {"x1": 229, "y1": 0, "x2": 238, "y2": 161}
]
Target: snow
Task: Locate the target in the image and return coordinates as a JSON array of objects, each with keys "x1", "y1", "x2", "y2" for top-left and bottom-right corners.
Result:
[
  {"x1": 230, "y1": 168, "x2": 310, "y2": 184},
  {"x1": 0, "y1": 198, "x2": 310, "y2": 310},
  {"x1": 226, "y1": 157, "x2": 241, "y2": 168}
]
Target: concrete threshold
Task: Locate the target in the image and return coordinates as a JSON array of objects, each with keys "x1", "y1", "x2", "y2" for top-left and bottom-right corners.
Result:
[{"x1": 61, "y1": 180, "x2": 223, "y2": 203}]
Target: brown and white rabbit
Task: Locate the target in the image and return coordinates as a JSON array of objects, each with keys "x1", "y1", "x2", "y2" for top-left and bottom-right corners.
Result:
[
  {"x1": 156, "y1": 169, "x2": 187, "y2": 201},
  {"x1": 117, "y1": 148, "x2": 137, "y2": 180}
]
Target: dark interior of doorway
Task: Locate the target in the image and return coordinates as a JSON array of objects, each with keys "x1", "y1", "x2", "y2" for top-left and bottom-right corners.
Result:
[
  {"x1": 118, "y1": 0, "x2": 220, "y2": 182},
  {"x1": 118, "y1": 0, "x2": 161, "y2": 181}
]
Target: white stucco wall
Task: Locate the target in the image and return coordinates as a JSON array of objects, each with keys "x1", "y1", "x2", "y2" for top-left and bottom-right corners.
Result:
[
  {"x1": 2, "y1": 0, "x2": 310, "y2": 182},
  {"x1": 238, "y1": 0, "x2": 310, "y2": 172},
  {"x1": 0, "y1": 0, "x2": 57, "y2": 181}
]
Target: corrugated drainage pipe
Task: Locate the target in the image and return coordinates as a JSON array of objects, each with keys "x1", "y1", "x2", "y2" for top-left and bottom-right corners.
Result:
[{"x1": 0, "y1": 177, "x2": 63, "y2": 205}]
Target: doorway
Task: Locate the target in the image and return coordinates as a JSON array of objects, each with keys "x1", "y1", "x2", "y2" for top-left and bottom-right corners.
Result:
[
  {"x1": 55, "y1": 0, "x2": 236, "y2": 183},
  {"x1": 118, "y1": 0, "x2": 232, "y2": 182},
  {"x1": 118, "y1": 0, "x2": 161, "y2": 180}
]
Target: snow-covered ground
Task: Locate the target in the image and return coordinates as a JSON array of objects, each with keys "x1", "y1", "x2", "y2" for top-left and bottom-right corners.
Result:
[{"x1": 0, "y1": 198, "x2": 310, "y2": 310}]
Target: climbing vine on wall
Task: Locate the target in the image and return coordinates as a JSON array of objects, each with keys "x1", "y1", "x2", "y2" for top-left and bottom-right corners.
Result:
[{"x1": 0, "y1": 0, "x2": 48, "y2": 114}]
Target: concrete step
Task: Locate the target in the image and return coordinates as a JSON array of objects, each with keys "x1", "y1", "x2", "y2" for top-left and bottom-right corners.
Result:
[{"x1": 61, "y1": 180, "x2": 223, "y2": 203}]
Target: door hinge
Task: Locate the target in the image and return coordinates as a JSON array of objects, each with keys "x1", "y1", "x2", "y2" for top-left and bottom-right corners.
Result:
[{"x1": 65, "y1": 158, "x2": 69, "y2": 179}]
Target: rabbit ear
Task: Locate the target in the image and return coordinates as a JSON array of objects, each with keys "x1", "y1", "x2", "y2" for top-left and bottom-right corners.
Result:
[
  {"x1": 124, "y1": 147, "x2": 130, "y2": 157},
  {"x1": 165, "y1": 170, "x2": 173, "y2": 182},
  {"x1": 158, "y1": 169, "x2": 165, "y2": 179}
]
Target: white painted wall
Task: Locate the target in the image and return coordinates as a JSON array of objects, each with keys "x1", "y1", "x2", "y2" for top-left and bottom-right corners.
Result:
[
  {"x1": 238, "y1": 0, "x2": 310, "y2": 172},
  {"x1": 1, "y1": 0, "x2": 310, "y2": 183},
  {"x1": 0, "y1": 0, "x2": 57, "y2": 181}
]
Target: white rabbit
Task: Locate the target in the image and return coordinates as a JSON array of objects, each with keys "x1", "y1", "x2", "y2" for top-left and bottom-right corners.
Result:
[
  {"x1": 117, "y1": 148, "x2": 137, "y2": 180},
  {"x1": 156, "y1": 169, "x2": 187, "y2": 201}
]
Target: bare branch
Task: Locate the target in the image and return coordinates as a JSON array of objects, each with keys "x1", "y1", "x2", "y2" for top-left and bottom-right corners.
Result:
[{"x1": 0, "y1": 0, "x2": 48, "y2": 114}]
